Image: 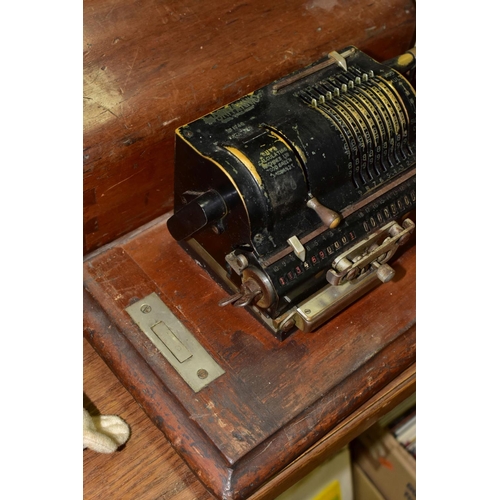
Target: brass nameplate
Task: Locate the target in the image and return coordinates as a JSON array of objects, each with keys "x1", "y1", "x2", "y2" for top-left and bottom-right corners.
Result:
[{"x1": 125, "y1": 292, "x2": 225, "y2": 392}]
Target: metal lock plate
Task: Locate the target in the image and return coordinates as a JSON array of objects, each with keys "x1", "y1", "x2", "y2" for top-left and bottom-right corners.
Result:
[{"x1": 125, "y1": 292, "x2": 225, "y2": 392}]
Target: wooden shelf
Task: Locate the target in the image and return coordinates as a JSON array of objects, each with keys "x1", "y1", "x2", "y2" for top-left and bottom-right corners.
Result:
[{"x1": 83, "y1": 213, "x2": 415, "y2": 500}]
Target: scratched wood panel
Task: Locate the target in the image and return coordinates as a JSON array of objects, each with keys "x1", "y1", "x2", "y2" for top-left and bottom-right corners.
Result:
[
  {"x1": 83, "y1": 339, "x2": 415, "y2": 500},
  {"x1": 83, "y1": 214, "x2": 416, "y2": 500},
  {"x1": 83, "y1": 0, "x2": 416, "y2": 253}
]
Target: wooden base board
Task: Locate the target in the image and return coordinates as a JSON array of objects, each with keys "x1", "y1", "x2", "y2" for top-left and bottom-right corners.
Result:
[{"x1": 83, "y1": 213, "x2": 416, "y2": 500}]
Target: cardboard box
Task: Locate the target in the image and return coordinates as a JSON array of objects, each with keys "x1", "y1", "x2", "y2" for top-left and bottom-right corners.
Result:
[
  {"x1": 276, "y1": 446, "x2": 353, "y2": 500},
  {"x1": 351, "y1": 462, "x2": 385, "y2": 500},
  {"x1": 351, "y1": 429, "x2": 416, "y2": 500}
]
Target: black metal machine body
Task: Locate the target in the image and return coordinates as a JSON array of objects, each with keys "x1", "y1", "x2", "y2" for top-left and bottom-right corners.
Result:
[{"x1": 167, "y1": 46, "x2": 416, "y2": 340}]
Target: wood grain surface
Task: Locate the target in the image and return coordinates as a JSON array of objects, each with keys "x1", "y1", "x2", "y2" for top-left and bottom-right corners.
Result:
[
  {"x1": 84, "y1": 336, "x2": 414, "y2": 500},
  {"x1": 83, "y1": 213, "x2": 416, "y2": 499},
  {"x1": 83, "y1": 0, "x2": 416, "y2": 253}
]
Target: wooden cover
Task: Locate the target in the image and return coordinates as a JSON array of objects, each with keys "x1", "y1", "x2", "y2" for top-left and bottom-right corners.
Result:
[
  {"x1": 83, "y1": 0, "x2": 416, "y2": 253},
  {"x1": 83, "y1": 214, "x2": 415, "y2": 500}
]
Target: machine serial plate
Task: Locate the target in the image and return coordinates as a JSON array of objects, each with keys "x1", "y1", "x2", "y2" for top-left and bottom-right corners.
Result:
[{"x1": 125, "y1": 292, "x2": 225, "y2": 392}]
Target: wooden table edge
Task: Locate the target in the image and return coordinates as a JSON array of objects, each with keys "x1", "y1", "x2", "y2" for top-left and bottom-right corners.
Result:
[{"x1": 248, "y1": 363, "x2": 416, "y2": 500}]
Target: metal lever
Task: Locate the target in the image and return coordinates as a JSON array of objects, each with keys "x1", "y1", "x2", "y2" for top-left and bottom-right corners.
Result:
[
  {"x1": 306, "y1": 197, "x2": 342, "y2": 229},
  {"x1": 218, "y1": 292, "x2": 244, "y2": 307},
  {"x1": 218, "y1": 279, "x2": 263, "y2": 308},
  {"x1": 327, "y1": 219, "x2": 415, "y2": 286}
]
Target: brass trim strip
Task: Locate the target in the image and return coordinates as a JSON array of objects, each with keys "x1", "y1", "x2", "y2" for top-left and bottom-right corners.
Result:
[
  {"x1": 225, "y1": 146, "x2": 263, "y2": 186},
  {"x1": 266, "y1": 128, "x2": 308, "y2": 170}
]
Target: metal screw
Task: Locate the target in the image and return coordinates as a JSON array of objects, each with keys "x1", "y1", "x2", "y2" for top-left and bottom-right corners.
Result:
[
  {"x1": 140, "y1": 304, "x2": 152, "y2": 314},
  {"x1": 197, "y1": 369, "x2": 208, "y2": 379}
]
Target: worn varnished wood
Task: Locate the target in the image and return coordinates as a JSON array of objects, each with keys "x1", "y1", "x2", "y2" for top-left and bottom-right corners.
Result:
[
  {"x1": 83, "y1": 213, "x2": 416, "y2": 499},
  {"x1": 84, "y1": 336, "x2": 414, "y2": 500},
  {"x1": 248, "y1": 364, "x2": 415, "y2": 500},
  {"x1": 83, "y1": 0, "x2": 416, "y2": 253}
]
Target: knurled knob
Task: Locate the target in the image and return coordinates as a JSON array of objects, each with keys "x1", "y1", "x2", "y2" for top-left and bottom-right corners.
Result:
[{"x1": 371, "y1": 261, "x2": 395, "y2": 283}]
